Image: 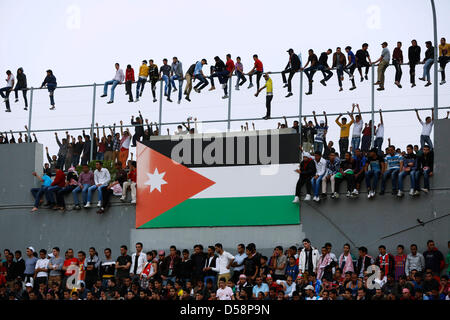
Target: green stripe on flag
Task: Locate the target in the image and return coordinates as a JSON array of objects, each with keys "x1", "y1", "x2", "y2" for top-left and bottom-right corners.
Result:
[{"x1": 138, "y1": 196, "x2": 300, "y2": 228}]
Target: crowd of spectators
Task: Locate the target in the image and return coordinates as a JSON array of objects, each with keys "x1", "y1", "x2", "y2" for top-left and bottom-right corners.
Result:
[{"x1": 0, "y1": 239, "x2": 448, "y2": 301}]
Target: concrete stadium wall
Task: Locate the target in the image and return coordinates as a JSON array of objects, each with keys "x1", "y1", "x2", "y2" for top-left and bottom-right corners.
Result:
[{"x1": 0, "y1": 119, "x2": 448, "y2": 257}]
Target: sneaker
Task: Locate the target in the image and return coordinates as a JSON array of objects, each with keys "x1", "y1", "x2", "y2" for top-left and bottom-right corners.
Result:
[
  {"x1": 334, "y1": 192, "x2": 339, "y2": 199},
  {"x1": 74, "y1": 205, "x2": 81, "y2": 210},
  {"x1": 360, "y1": 77, "x2": 364, "y2": 82},
  {"x1": 120, "y1": 197, "x2": 126, "y2": 202},
  {"x1": 364, "y1": 75, "x2": 368, "y2": 80},
  {"x1": 440, "y1": 80, "x2": 446, "y2": 85},
  {"x1": 153, "y1": 98, "x2": 157, "y2": 102},
  {"x1": 177, "y1": 100, "x2": 181, "y2": 104},
  {"x1": 411, "y1": 83, "x2": 416, "y2": 88},
  {"x1": 185, "y1": 96, "x2": 191, "y2": 102},
  {"x1": 131, "y1": 200, "x2": 136, "y2": 204},
  {"x1": 305, "y1": 91, "x2": 312, "y2": 95},
  {"x1": 283, "y1": 84, "x2": 288, "y2": 88},
  {"x1": 97, "y1": 208, "x2": 104, "y2": 214},
  {"x1": 235, "y1": 86, "x2": 240, "y2": 91},
  {"x1": 128, "y1": 99, "x2": 133, "y2": 103},
  {"x1": 247, "y1": 83, "x2": 254, "y2": 89},
  {"x1": 418, "y1": 77, "x2": 425, "y2": 81},
  {"x1": 421, "y1": 188, "x2": 429, "y2": 193},
  {"x1": 304, "y1": 194, "x2": 311, "y2": 201},
  {"x1": 209, "y1": 86, "x2": 216, "y2": 91},
  {"x1": 377, "y1": 87, "x2": 385, "y2": 91},
  {"x1": 320, "y1": 80, "x2": 327, "y2": 86},
  {"x1": 373, "y1": 81, "x2": 381, "y2": 85},
  {"x1": 413, "y1": 190, "x2": 420, "y2": 196},
  {"x1": 5, "y1": 109, "x2": 11, "y2": 112},
  {"x1": 425, "y1": 82, "x2": 432, "y2": 87},
  {"x1": 292, "y1": 196, "x2": 300, "y2": 204},
  {"x1": 172, "y1": 88, "x2": 177, "y2": 92},
  {"x1": 24, "y1": 107, "x2": 28, "y2": 110},
  {"x1": 352, "y1": 189, "x2": 359, "y2": 196},
  {"x1": 339, "y1": 87, "x2": 343, "y2": 92},
  {"x1": 331, "y1": 193, "x2": 336, "y2": 199},
  {"x1": 286, "y1": 92, "x2": 293, "y2": 98},
  {"x1": 397, "y1": 190, "x2": 403, "y2": 197},
  {"x1": 222, "y1": 95, "x2": 229, "y2": 99},
  {"x1": 49, "y1": 105, "x2": 56, "y2": 110},
  {"x1": 107, "y1": 101, "x2": 113, "y2": 104},
  {"x1": 349, "y1": 75, "x2": 354, "y2": 80},
  {"x1": 84, "y1": 202, "x2": 91, "y2": 208},
  {"x1": 409, "y1": 188, "x2": 414, "y2": 196},
  {"x1": 14, "y1": 98, "x2": 19, "y2": 103},
  {"x1": 194, "y1": 88, "x2": 200, "y2": 93},
  {"x1": 371, "y1": 191, "x2": 376, "y2": 198},
  {"x1": 100, "y1": 94, "x2": 107, "y2": 98},
  {"x1": 367, "y1": 191, "x2": 372, "y2": 199},
  {"x1": 167, "y1": 98, "x2": 173, "y2": 102},
  {"x1": 313, "y1": 196, "x2": 320, "y2": 202},
  {"x1": 135, "y1": 98, "x2": 139, "y2": 102},
  {"x1": 349, "y1": 86, "x2": 356, "y2": 91},
  {"x1": 97, "y1": 201, "x2": 101, "y2": 207}
]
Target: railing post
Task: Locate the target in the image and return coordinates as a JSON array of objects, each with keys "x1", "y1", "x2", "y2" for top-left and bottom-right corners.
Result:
[
  {"x1": 371, "y1": 64, "x2": 375, "y2": 148},
  {"x1": 299, "y1": 70, "x2": 303, "y2": 124},
  {"x1": 227, "y1": 76, "x2": 232, "y2": 131},
  {"x1": 430, "y1": 0, "x2": 438, "y2": 121},
  {"x1": 90, "y1": 83, "x2": 96, "y2": 162},
  {"x1": 159, "y1": 79, "x2": 163, "y2": 134},
  {"x1": 27, "y1": 87, "x2": 33, "y2": 141}
]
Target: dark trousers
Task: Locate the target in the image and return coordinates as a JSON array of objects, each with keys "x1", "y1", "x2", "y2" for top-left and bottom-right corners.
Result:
[
  {"x1": 101, "y1": 187, "x2": 114, "y2": 210},
  {"x1": 361, "y1": 135, "x2": 371, "y2": 153},
  {"x1": 132, "y1": 133, "x2": 142, "y2": 147},
  {"x1": 125, "y1": 80, "x2": 133, "y2": 101},
  {"x1": 31, "y1": 186, "x2": 49, "y2": 208},
  {"x1": 335, "y1": 174, "x2": 355, "y2": 192},
  {"x1": 210, "y1": 70, "x2": 228, "y2": 87},
  {"x1": 265, "y1": 95, "x2": 273, "y2": 117},
  {"x1": 338, "y1": 137, "x2": 349, "y2": 159},
  {"x1": 56, "y1": 156, "x2": 65, "y2": 170},
  {"x1": 355, "y1": 172, "x2": 365, "y2": 188},
  {"x1": 336, "y1": 65, "x2": 344, "y2": 87},
  {"x1": 194, "y1": 74, "x2": 209, "y2": 91},
  {"x1": 56, "y1": 185, "x2": 77, "y2": 207},
  {"x1": 409, "y1": 63, "x2": 417, "y2": 84},
  {"x1": 14, "y1": 87, "x2": 28, "y2": 107},
  {"x1": 343, "y1": 63, "x2": 356, "y2": 87},
  {"x1": 321, "y1": 67, "x2": 333, "y2": 82},
  {"x1": 296, "y1": 174, "x2": 313, "y2": 196},
  {"x1": 236, "y1": 71, "x2": 247, "y2": 86},
  {"x1": 393, "y1": 60, "x2": 402, "y2": 82},
  {"x1": 150, "y1": 79, "x2": 158, "y2": 98},
  {"x1": 249, "y1": 71, "x2": 263, "y2": 90},
  {"x1": 357, "y1": 61, "x2": 370, "y2": 77},
  {"x1": 0, "y1": 87, "x2": 12, "y2": 110},
  {"x1": 439, "y1": 56, "x2": 450, "y2": 81},
  {"x1": 72, "y1": 154, "x2": 80, "y2": 167},
  {"x1": 281, "y1": 68, "x2": 297, "y2": 92}
]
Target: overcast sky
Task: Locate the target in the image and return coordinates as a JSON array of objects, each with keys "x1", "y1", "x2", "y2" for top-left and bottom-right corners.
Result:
[{"x1": 1, "y1": 0, "x2": 449, "y2": 159}]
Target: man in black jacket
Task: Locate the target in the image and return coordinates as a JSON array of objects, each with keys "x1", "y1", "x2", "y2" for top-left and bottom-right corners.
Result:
[
  {"x1": 131, "y1": 113, "x2": 144, "y2": 147},
  {"x1": 160, "y1": 245, "x2": 181, "y2": 286},
  {"x1": 191, "y1": 245, "x2": 207, "y2": 284},
  {"x1": 203, "y1": 246, "x2": 218, "y2": 288},
  {"x1": 319, "y1": 49, "x2": 333, "y2": 86},
  {"x1": 282, "y1": 48, "x2": 301, "y2": 98},
  {"x1": 416, "y1": 145, "x2": 433, "y2": 192},
  {"x1": 408, "y1": 39, "x2": 421, "y2": 88},
  {"x1": 179, "y1": 249, "x2": 193, "y2": 286},
  {"x1": 208, "y1": 56, "x2": 227, "y2": 92},
  {"x1": 293, "y1": 151, "x2": 316, "y2": 203},
  {"x1": 356, "y1": 247, "x2": 373, "y2": 278},
  {"x1": 14, "y1": 67, "x2": 28, "y2": 110}
]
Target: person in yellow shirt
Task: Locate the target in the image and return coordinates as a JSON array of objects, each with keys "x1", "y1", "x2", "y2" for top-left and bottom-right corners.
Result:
[
  {"x1": 335, "y1": 112, "x2": 354, "y2": 158},
  {"x1": 135, "y1": 60, "x2": 149, "y2": 102},
  {"x1": 255, "y1": 73, "x2": 273, "y2": 120},
  {"x1": 439, "y1": 37, "x2": 450, "y2": 85}
]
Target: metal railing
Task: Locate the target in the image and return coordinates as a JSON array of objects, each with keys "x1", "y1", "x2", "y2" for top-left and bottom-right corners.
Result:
[{"x1": 3, "y1": 62, "x2": 449, "y2": 162}]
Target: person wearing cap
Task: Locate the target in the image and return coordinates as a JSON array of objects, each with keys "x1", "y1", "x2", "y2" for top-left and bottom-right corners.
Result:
[
  {"x1": 235, "y1": 273, "x2": 252, "y2": 297},
  {"x1": 282, "y1": 48, "x2": 301, "y2": 98},
  {"x1": 193, "y1": 59, "x2": 209, "y2": 93},
  {"x1": 24, "y1": 247, "x2": 38, "y2": 284},
  {"x1": 301, "y1": 49, "x2": 319, "y2": 95},
  {"x1": 304, "y1": 284, "x2": 322, "y2": 300},
  {"x1": 135, "y1": 60, "x2": 149, "y2": 102},
  {"x1": 343, "y1": 46, "x2": 357, "y2": 91},
  {"x1": 419, "y1": 41, "x2": 435, "y2": 87},
  {"x1": 293, "y1": 149, "x2": 316, "y2": 203},
  {"x1": 39, "y1": 69, "x2": 57, "y2": 110},
  {"x1": 355, "y1": 43, "x2": 372, "y2": 82},
  {"x1": 254, "y1": 73, "x2": 273, "y2": 120},
  {"x1": 100, "y1": 63, "x2": 124, "y2": 104},
  {"x1": 372, "y1": 42, "x2": 390, "y2": 91}
]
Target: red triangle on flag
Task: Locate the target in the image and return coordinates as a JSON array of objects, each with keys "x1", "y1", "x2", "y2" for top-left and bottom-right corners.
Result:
[{"x1": 135, "y1": 143, "x2": 215, "y2": 228}]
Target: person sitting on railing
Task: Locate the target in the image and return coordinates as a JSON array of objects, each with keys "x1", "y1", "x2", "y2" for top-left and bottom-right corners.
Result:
[
  {"x1": 168, "y1": 57, "x2": 184, "y2": 104},
  {"x1": 332, "y1": 47, "x2": 346, "y2": 92},
  {"x1": 246, "y1": 54, "x2": 263, "y2": 91},
  {"x1": 372, "y1": 42, "x2": 390, "y2": 91},
  {"x1": 30, "y1": 171, "x2": 53, "y2": 213},
  {"x1": 364, "y1": 147, "x2": 385, "y2": 199},
  {"x1": 85, "y1": 161, "x2": 110, "y2": 208},
  {"x1": 159, "y1": 58, "x2": 172, "y2": 102},
  {"x1": 408, "y1": 39, "x2": 421, "y2": 88},
  {"x1": 356, "y1": 43, "x2": 372, "y2": 82},
  {"x1": 282, "y1": 49, "x2": 301, "y2": 98},
  {"x1": 193, "y1": 59, "x2": 209, "y2": 93},
  {"x1": 234, "y1": 56, "x2": 247, "y2": 91},
  {"x1": 301, "y1": 49, "x2": 319, "y2": 95},
  {"x1": 318, "y1": 49, "x2": 333, "y2": 87},
  {"x1": 415, "y1": 144, "x2": 434, "y2": 193},
  {"x1": 343, "y1": 46, "x2": 357, "y2": 91},
  {"x1": 397, "y1": 144, "x2": 419, "y2": 197},
  {"x1": 13, "y1": 67, "x2": 28, "y2": 111},
  {"x1": 208, "y1": 56, "x2": 228, "y2": 96},
  {"x1": 100, "y1": 63, "x2": 124, "y2": 104},
  {"x1": 392, "y1": 41, "x2": 404, "y2": 88},
  {"x1": 0, "y1": 70, "x2": 14, "y2": 113},
  {"x1": 98, "y1": 161, "x2": 127, "y2": 215},
  {"x1": 72, "y1": 164, "x2": 94, "y2": 210},
  {"x1": 124, "y1": 64, "x2": 135, "y2": 103},
  {"x1": 135, "y1": 60, "x2": 149, "y2": 102},
  {"x1": 40, "y1": 69, "x2": 57, "y2": 110},
  {"x1": 148, "y1": 59, "x2": 159, "y2": 103},
  {"x1": 438, "y1": 37, "x2": 450, "y2": 85},
  {"x1": 254, "y1": 73, "x2": 273, "y2": 120},
  {"x1": 121, "y1": 160, "x2": 137, "y2": 205},
  {"x1": 183, "y1": 62, "x2": 196, "y2": 102},
  {"x1": 419, "y1": 41, "x2": 434, "y2": 87}
]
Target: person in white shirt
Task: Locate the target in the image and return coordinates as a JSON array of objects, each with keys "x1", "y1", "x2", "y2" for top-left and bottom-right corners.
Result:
[
  {"x1": 212, "y1": 243, "x2": 235, "y2": 287},
  {"x1": 216, "y1": 277, "x2": 234, "y2": 300},
  {"x1": 311, "y1": 151, "x2": 327, "y2": 202},
  {"x1": 130, "y1": 242, "x2": 147, "y2": 281},
  {"x1": 415, "y1": 109, "x2": 434, "y2": 149},
  {"x1": 350, "y1": 104, "x2": 363, "y2": 156},
  {"x1": 101, "y1": 63, "x2": 125, "y2": 104},
  {"x1": 374, "y1": 109, "x2": 384, "y2": 152},
  {"x1": 277, "y1": 276, "x2": 297, "y2": 299},
  {"x1": 85, "y1": 161, "x2": 111, "y2": 208},
  {"x1": 231, "y1": 244, "x2": 247, "y2": 283},
  {"x1": 0, "y1": 70, "x2": 15, "y2": 112},
  {"x1": 34, "y1": 249, "x2": 50, "y2": 286},
  {"x1": 405, "y1": 244, "x2": 425, "y2": 276},
  {"x1": 298, "y1": 239, "x2": 320, "y2": 275},
  {"x1": 304, "y1": 285, "x2": 322, "y2": 300}
]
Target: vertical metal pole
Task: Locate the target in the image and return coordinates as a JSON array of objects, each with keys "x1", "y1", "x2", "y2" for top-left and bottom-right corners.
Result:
[
  {"x1": 27, "y1": 88, "x2": 33, "y2": 141},
  {"x1": 430, "y1": 0, "x2": 438, "y2": 120},
  {"x1": 227, "y1": 76, "x2": 232, "y2": 131},
  {"x1": 159, "y1": 79, "x2": 163, "y2": 133},
  {"x1": 371, "y1": 65, "x2": 375, "y2": 147},
  {"x1": 299, "y1": 71, "x2": 303, "y2": 123},
  {"x1": 90, "y1": 83, "x2": 96, "y2": 162}
]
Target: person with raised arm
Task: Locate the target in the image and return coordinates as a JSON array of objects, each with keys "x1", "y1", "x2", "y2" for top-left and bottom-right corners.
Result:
[
  {"x1": 312, "y1": 111, "x2": 328, "y2": 154},
  {"x1": 438, "y1": 37, "x2": 450, "y2": 85},
  {"x1": 119, "y1": 120, "x2": 131, "y2": 168},
  {"x1": 415, "y1": 108, "x2": 434, "y2": 149},
  {"x1": 350, "y1": 104, "x2": 363, "y2": 156},
  {"x1": 335, "y1": 111, "x2": 354, "y2": 159},
  {"x1": 374, "y1": 109, "x2": 384, "y2": 152}
]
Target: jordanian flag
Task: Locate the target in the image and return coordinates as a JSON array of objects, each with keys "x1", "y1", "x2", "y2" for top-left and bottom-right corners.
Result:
[{"x1": 136, "y1": 131, "x2": 300, "y2": 228}]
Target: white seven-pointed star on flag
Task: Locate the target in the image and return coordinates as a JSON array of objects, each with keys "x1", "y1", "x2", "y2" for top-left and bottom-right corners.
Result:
[{"x1": 144, "y1": 168, "x2": 168, "y2": 193}]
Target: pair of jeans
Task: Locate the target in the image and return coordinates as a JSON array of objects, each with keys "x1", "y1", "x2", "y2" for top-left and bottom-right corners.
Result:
[
  {"x1": 194, "y1": 74, "x2": 208, "y2": 91},
  {"x1": 72, "y1": 184, "x2": 91, "y2": 205},
  {"x1": 56, "y1": 185, "x2": 77, "y2": 207},
  {"x1": 210, "y1": 70, "x2": 228, "y2": 87},
  {"x1": 47, "y1": 83, "x2": 56, "y2": 106},
  {"x1": 416, "y1": 168, "x2": 431, "y2": 190},
  {"x1": 439, "y1": 56, "x2": 449, "y2": 81},
  {"x1": 422, "y1": 59, "x2": 434, "y2": 82},
  {"x1": 72, "y1": 154, "x2": 80, "y2": 167},
  {"x1": 169, "y1": 75, "x2": 183, "y2": 101},
  {"x1": 103, "y1": 80, "x2": 119, "y2": 101},
  {"x1": 236, "y1": 71, "x2": 247, "y2": 86},
  {"x1": 125, "y1": 80, "x2": 133, "y2": 101},
  {"x1": 31, "y1": 186, "x2": 49, "y2": 208},
  {"x1": 343, "y1": 63, "x2": 356, "y2": 86},
  {"x1": 56, "y1": 156, "x2": 65, "y2": 170},
  {"x1": 365, "y1": 170, "x2": 381, "y2": 191},
  {"x1": 381, "y1": 168, "x2": 400, "y2": 192},
  {"x1": 46, "y1": 185, "x2": 62, "y2": 204},
  {"x1": 96, "y1": 152, "x2": 104, "y2": 161},
  {"x1": 393, "y1": 60, "x2": 402, "y2": 82},
  {"x1": 339, "y1": 137, "x2": 349, "y2": 159},
  {"x1": 420, "y1": 135, "x2": 433, "y2": 150},
  {"x1": 398, "y1": 169, "x2": 417, "y2": 191},
  {"x1": 136, "y1": 77, "x2": 146, "y2": 98},
  {"x1": 161, "y1": 75, "x2": 170, "y2": 95},
  {"x1": 339, "y1": 174, "x2": 355, "y2": 192},
  {"x1": 311, "y1": 175, "x2": 324, "y2": 197},
  {"x1": 304, "y1": 65, "x2": 318, "y2": 82},
  {"x1": 281, "y1": 68, "x2": 297, "y2": 92},
  {"x1": 87, "y1": 184, "x2": 107, "y2": 202},
  {"x1": 314, "y1": 141, "x2": 324, "y2": 154},
  {"x1": 14, "y1": 87, "x2": 28, "y2": 107},
  {"x1": 351, "y1": 136, "x2": 361, "y2": 155},
  {"x1": 374, "y1": 137, "x2": 383, "y2": 152},
  {"x1": 295, "y1": 174, "x2": 313, "y2": 196}
]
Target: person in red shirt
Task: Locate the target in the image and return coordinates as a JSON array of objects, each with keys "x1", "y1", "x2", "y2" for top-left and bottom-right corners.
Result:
[
  {"x1": 62, "y1": 249, "x2": 79, "y2": 289},
  {"x1": 247, "y1": 54, "x2": 264, "y2": 91},
  {"x1": 44, "y1": 169, "x2": 66, "y2": 208},
  {"x1": 77, "y1": 251, "x2": 86, "y2": 282},
  {"x1": 223, "y1": 54, "x2": 235, "y2": 99},
  {"x1": 125, "y1": 64, "x2": 135, "y2": 102},
  {"x1": 122, "y1": 160, "x2": 137, "y2": 204}
]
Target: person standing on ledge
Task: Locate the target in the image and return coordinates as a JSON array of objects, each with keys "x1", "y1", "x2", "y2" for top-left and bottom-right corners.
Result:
[
  {"x1": 255, "y1": 73, "x2": 273, "y2": 120},
  {"x1": 101, "y1": 63, "x2": 124, "y2": 104}
]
